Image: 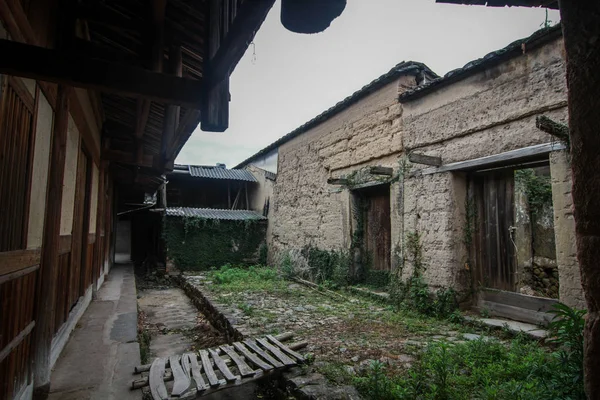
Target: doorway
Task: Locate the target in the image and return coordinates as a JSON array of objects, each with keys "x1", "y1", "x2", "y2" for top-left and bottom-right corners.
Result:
[
  {"x1": 471, "y1": 165, "x2": 558, "y2": 298},
  {"x1": 353, "y1": 184, "x2": 391, "y2": 272}
]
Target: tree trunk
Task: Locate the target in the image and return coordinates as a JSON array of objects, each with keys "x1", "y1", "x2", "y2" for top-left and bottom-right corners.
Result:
[{"x1": 559, "y1": 1, "x2": 600, "y2": 397}]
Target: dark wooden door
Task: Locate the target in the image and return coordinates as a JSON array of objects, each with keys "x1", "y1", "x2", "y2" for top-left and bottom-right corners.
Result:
[
  {"x1": 363, "y1": 185, "x2": 391, "y2": 271},
  {"x1": 476, "y1": 171, "x2": 516, "y2": 291}
]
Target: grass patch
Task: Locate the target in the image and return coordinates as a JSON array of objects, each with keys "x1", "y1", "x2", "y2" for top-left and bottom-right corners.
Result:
[
  {"x1": 209, "y1": 264, "x2": 287, "y2": 293},
  {"x1": 354, "y1": 336, "x2": 584, "y2": 400}
]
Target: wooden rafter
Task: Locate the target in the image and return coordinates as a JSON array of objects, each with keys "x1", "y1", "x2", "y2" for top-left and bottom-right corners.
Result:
[{"x1": 0, "y1": 39, "x2": 204, "y2": 107}]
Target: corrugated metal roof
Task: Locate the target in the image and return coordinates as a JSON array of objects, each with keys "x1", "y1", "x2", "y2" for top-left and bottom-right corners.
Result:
[
  {"x1": 400, "y1": 25, "x2": 562, "y2": 102},
  {"x1": 175, "y1": 165, "x2": 257, "y2": 182},
  {"x1": 165, "y1": 207, "x2": 267, "y2": 220}
]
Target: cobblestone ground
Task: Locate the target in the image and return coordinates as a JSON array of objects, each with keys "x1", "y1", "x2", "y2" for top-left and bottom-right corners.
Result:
[{"x1": 182, "y1": 273, "x2": 492, "y2": 378}]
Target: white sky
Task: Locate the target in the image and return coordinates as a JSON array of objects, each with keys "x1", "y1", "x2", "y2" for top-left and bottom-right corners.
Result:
[{"x1": 175, "y1": 0, "x2": 560, "y2": 168}]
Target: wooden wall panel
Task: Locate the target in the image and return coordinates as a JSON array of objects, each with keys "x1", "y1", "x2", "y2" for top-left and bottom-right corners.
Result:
[
  {"x1": 0, "y1": 271, "x2": 37, "y2": 399},
  {"x1": 0, "y1": 78, "x2": 34, "y2": 252}
]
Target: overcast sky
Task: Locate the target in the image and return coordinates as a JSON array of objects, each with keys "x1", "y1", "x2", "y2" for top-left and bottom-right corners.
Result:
[{"x1": 175, "y1": 0, "x2": 560, "y2": 168}]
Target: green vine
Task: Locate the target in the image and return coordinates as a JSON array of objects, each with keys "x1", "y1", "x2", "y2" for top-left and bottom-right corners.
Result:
[
  {"x1": 164, "y1": 216, "x2": 267, "y2": 270},
  {"x1": 389, "y1": 231, "x2": 458, "y2": 318},
  {"x1": 515, "y1": 169, "x2": 553, "y2": 217}
]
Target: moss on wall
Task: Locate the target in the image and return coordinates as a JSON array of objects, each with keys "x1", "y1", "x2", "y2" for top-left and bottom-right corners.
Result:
[{"x1": 164, "y1": 216, "x2": 267, "y2": 270}]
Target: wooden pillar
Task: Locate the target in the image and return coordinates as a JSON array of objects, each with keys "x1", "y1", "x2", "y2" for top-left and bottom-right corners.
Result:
[
  {"x1": 92, "y1": 162, "x2": 106, "y2": 290},
  {"x1": 32, "y1": 85, "x2": 70, "y2": 397},
  {"x1": 160, "y1": 45, "x2": 182, "y2": 168},
  {"x1": 559, "y1": 1, "x2": 600, "y2": 397}
]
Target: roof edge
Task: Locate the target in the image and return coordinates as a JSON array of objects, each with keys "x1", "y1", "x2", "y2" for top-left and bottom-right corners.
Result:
[
  {"x1": 234, "y1": 61, "x2": 438, "y2": 169},
  {"x1": 400, "y1": 24, "x2": 563, "y2": 102}
]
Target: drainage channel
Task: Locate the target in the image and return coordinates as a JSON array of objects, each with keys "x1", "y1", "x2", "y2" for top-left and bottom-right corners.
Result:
[{"x1": 136, "y1": 274, "x2": 274, "y2": 399}]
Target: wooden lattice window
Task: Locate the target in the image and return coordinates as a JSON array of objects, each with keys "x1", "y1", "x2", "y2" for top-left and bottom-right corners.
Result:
[{"x1": 0, "y1": 77, "x2": 36, "y2": 252}]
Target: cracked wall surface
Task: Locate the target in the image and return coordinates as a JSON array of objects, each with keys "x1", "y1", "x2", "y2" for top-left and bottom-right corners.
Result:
[{"x1": 270, "y1": 36, "x2": 583, "y2": 305}]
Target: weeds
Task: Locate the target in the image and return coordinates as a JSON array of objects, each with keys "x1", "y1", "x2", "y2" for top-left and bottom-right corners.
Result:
[
  {"x1": 210, "y1": 264, "x2": 284, "y2": 293},
  {"x1": 390, "y1": 231, "x2": 458, "y2": 319},
  {"x1": 355, "y1": 333, "x2": 585, "y2": 400}
]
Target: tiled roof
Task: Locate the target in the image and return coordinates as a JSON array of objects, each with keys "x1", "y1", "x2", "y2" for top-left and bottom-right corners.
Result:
[
  {"x1": 172, "y1": 165, "x2": 257, "y2": 182},
  {"x1": 166, "y1": 207, "x2": 267, "y2": 220},
  {"x1": 400, "y1": 25, "x2": 562, "y2": 102},
  {"x1": 436, "y1": 0, "x2": 558, "y2": 9},
  {"x1": 233, "y1": 61, "x2": 438, "y2": 169}
]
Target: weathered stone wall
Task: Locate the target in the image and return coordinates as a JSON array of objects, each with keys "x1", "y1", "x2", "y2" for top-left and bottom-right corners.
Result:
[
  {"x1": 271, "y1": 76, "x2": 417, "y2": 259},
  {"x1": 400, "y1": 37, "x2": 574, "y2": 294},
  {"x1": 550, "y1": 150, "x2": 584, "y2": 309},
  {"x1": 271, "y1": 35, "x2": 583, "y2": 304}
]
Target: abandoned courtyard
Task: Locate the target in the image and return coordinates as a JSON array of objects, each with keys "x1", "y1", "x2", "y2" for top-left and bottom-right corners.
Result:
[{"x1": 133, "y1": 259, "x2": 585, "y2": 400}]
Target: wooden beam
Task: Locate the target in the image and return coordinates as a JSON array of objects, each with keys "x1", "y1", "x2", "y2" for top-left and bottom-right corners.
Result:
[
  {"x1": 418, "y1": 142, "x2": 566, "y2": 176},
  {"x1": 0, "y1": 249, "x2": 41, "y2": 276},
  {"x1": 208, "y1": 0, "x2": 276, "y2": 84},
  {"x1": 0, "y1": 39, "x2": 204, "y2": 108},
  {"x1": 103, "y1": 149, "x2": 154, "y2": 169},
  {"x1": 161, "y1": 46, "x2": 183, "y2": 165},
  {"x1": 536, "y1": 115, "x2": 570, "y2": 147},
  {"x1": 408, "y1": 152, "x2": 442, "y2": 166},
  {"x1": 327, "y1": 178, "x2": 349, "y2": 185},
  {"x1": 33, "y1": 85, "x2": 70, "y2": 394},
  {"x1": 201, "y1": 78, "x2": 229, "y2": 132},
  {"x1": 167, "y1": 109, "x2": 201, "y2": 157},
  {"x1": 369, "y1": 166, "x2": 394, "y2": 176}
]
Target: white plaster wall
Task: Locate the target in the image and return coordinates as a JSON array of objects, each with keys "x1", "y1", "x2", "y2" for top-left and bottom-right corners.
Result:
[
  {"x1": 89, "y1": 163, "x2": 99, "y2": 232},
  {"x1": 21, "y1": 78, "x2": 36, "y2": 98},
  {"x1": 60, "y1": 115, "x2": 80, "y2": 235},
  {"x1": 26, "y1": 93, "x2": 53, "y2": 249}
]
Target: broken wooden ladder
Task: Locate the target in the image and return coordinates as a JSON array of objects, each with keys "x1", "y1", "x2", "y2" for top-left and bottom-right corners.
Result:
[{"x1": 131, "y1": 332, "x2": 307, "y2": 399}]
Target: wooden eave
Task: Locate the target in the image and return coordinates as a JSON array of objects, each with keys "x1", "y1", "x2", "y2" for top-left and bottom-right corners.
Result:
[{"x1": 0, "y1": 0, "x2": 275, "y2": 192}]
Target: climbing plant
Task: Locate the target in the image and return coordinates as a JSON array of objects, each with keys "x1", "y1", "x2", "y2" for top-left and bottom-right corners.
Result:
[
  {"x1": 515, "y1": 169, "x2": 553, "y2": 217},
  {"x1": 389, "y1": 231, "x2": 458, "y2": 318},
  {"x1": 164, "y1": 216, "x2": 267, "y2": 270}
]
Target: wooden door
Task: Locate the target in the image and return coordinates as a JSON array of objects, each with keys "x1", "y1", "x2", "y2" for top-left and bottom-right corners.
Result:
[
  {"x1": 475, "y1": 171, "x2": 516, "y2": 291},
  {"x1": 363, "y1": 185, "x2": 391, "y2": 271}
]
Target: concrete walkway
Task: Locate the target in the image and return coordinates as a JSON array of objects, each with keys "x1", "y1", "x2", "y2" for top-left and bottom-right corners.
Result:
[{"x1": 48, "y1": 263, "x2": 141, "y2": 400}]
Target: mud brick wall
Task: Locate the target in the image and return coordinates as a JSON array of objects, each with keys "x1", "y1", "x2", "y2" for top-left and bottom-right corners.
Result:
[{"x1": 271, "y1": 35, "x2": 583, "y2": 305}]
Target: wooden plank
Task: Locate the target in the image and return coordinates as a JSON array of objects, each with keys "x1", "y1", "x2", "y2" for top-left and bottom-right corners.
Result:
[
  {"x1": 369, "y1": 166, "x2": 394, "y2": 176},
  {"x1": 256, "y1": 338, "x2": 296, "y2": 366},
  {"x1": 0, "y1": 39, "x2": 204, "y2": 108},
  {"x1": 480, "y1": 300, "x2": 554, "y2": 326},
  {"x1": 220, "y1": 345, "x2": 256, "y2": 377},
  {"x1": 243, "y1": 339, "x2": 283, "y2": 368},
  {"x1": 209, "y1": 348, "x2": 239, "y2": 382},
  {"x1": 408, "y1": 152, "x2": 442, "y2": 166},
  {"x1": 169, "y1": 355, "x2": 191, "y2": 396},
  {"x1": 266, "y1": 335, "x2": 305, "y2": 362},
  {"x1": 149, "y1": 358, "x2": 168, "y2": 400},
  {"x1": 480, "y1": 289, "x2": 558, "y2": 313},
  {"x1": 0, "y1": 321, "x2": 34, "y2": 363},
  {"x1": 419, "y1": 142, "x2": 566, "y2": 175},
  {"x1": 199, "y1": 349, "x2": 220, "y2": 387},
  {"x1": 0, "y1": 249, "x2": 41, "y2": 276},
  {"x1": 327, "y1": 178, "x2": 348, "y2": 185},
  {"x1": 185, "y1": 353, "x2": 207, "y2": 391},
  {"x1": 0, "y1": 264, "x2": 39, "y2": 285}
]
